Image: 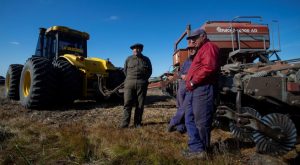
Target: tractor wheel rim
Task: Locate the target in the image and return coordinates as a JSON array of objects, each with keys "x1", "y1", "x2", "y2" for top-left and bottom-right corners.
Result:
[
  {"x1": 5, "y1": 73, "x2": 10, "y2": 93},
  {"x1": 23, "y1": 70, "x2": 31, "y2": 97}
]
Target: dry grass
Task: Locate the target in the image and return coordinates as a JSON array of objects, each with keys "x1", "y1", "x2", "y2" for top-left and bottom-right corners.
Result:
[{"x1": 0, "y1": 86, "x2": 291, "y2": 164}]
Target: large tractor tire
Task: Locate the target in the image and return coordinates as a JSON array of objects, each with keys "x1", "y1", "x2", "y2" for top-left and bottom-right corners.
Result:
[
  {"x1": 5, "y1": 64, "x2": 23, "y2": 100},
  {"x1": 19, "y1": 57, "x2": 57, "y2": 109},
  {"x1": 54, "y1": 58, "x2": 82, "y2": 104}
]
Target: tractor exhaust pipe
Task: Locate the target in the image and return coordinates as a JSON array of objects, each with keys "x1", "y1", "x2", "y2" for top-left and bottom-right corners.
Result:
[{"x1": 35, "y1": 28, "x2": 46, "y2": 56}]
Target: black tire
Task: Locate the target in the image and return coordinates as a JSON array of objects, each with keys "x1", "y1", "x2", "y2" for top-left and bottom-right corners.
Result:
[
  {"x1": 19, "y1": 57, "x2": 57, "y2": 109},
  {"x1": 54, "y1": 58, "x2": 82, "y2": 104},
  {"x1": 5, "y1": 64, "x2": 23, "y2": 100}
]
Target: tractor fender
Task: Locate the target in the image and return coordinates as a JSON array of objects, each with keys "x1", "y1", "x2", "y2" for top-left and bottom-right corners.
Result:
[
  {"x1": 58, "y1": 54, "x2": 117, "y2": 77},
  {"x1": 58, "y1": 54, "x2": 86, "y2": 69}
]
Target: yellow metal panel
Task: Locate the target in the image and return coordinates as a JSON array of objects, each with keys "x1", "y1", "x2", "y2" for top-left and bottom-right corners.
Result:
[
  {"x1": 46, "y1": 26, "x2": 89, "y2": 40},
  {"x1": 59, "y1": 54, "x2": 117, "y2": 78},
  {"x1": 59, "y1": 54, "x2": 86, "y2": 68},
  {"x1": 59, "y1": 54, "x2": 120, "y2": 97}
]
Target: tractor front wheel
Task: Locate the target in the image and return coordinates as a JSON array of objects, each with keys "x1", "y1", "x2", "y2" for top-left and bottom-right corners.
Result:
[
  {"x1": 19, "y1": 57, "x2": 57, "y2": 109},
  {"x1": 5, "y1": 64, "x2": 23, "y2": 100}
]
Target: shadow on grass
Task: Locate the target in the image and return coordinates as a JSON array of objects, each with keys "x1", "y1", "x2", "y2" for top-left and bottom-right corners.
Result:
[
  {"x1": 0, "y1": 86, "x2": 174, "y2": 111},
  {"x1": 288, "y1": 155, "x2": 300, "y2": 165},
  {"x1": 210, "y1": 137, "x2": 255, "y2": 154},
  {"x1": 23, "y1": 97, "x2": 124, "y2": 112},
  {"x1": 0, "y1": 125, "x2": 15, "y2": 143},
  {"x1": 145, "y1": 95, "x2": 173, "y2": 105},
  {"x1": 52, "y1": 99, "x2": 124, "y2": 111},
  {"x1": 142, "y1": 121, "x2": 169, "y2": 127}
]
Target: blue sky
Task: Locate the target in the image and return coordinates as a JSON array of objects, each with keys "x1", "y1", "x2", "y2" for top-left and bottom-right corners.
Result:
[{"x1": 1, "y1": 0, "x2": 300, "y2": 77}]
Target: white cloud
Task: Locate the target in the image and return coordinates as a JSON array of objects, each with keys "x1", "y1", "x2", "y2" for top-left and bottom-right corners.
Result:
[
  {"x1": 9, "y1": 41, "x2": 20, "y2": 45},
  {"x1": 108, "y1": 16, "x2": 119, "y2": 21}
]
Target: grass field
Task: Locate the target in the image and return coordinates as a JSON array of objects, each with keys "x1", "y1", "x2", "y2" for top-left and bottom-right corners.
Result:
[{"x1": 0, "y1": 86, "x2": 298, "y2": 164}]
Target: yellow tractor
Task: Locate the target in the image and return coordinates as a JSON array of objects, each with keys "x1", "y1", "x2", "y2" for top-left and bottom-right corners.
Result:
[{"x1": 5, "y1": 26, "x2": 125, "y2": 109}]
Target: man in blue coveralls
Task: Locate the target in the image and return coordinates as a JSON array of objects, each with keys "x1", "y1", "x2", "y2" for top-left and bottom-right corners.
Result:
[
  {"x1": 182, "y1": 28, "x2": 220, "y2": 159},
  {"x1": 168, "y1": 45, "x2": 197, "y2": 133}
]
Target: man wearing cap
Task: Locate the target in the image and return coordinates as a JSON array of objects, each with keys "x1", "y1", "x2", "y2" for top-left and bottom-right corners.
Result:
[
  {"x1": 168, "y1": 45, "x2": 197, "y2": 133},
  {"x1": 121, "y1": 43, "x2": 152, "y2": 128},
  {"x1": 182, "y1": 29, "x2": 219, "y2": 159}
]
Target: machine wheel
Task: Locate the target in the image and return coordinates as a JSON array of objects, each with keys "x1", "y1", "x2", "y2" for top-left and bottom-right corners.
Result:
[
  {"x1": 253, "y1": 113, "x2": 297, "y2": 155},
  {"x1": 5, "y1": 64, "x2": 23, "y2": 100},
  {"x1": 19, "y1": 57, "x2": 57, "y2": 109},
  {"x1": 229, "y1": 107, "x2": 262, "y2": 142},
  {"x1": 54, "y1": 58, "x2": 82, "y2": 104}
]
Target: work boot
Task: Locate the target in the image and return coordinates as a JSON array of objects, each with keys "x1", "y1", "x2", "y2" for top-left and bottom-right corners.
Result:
[
  {"x1": 167, "y1": 125, "x2": 176, "y2": 132},
  {"x1": 181, "y1": 149, "x2": 207, "y2": 160},
  {"x1": 120, "y1": 123, "x2": 129, "y2": 129},
  {"x1": 134, "y1": 123, "x2": 142, "y2": 128},
  {"x1": 176, "y1": 125, "x2": 186, "y2": 134}
]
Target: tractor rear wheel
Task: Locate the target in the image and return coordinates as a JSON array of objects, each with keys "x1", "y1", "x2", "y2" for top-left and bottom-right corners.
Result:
[
  {"x1": 5, "y1": 64, "x2": 23, "y2": 100},
  {"x1": 55, "y1": 58, "x2": 82, "y2": 104},
  {"x1": 19, "y1": 57, "x2": 57, "y2": 109}
]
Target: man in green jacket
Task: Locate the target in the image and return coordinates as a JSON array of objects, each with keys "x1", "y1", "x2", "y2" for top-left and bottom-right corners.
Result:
[{"x1": 121, "y1": 43, "x2": 152, "y2": 128}]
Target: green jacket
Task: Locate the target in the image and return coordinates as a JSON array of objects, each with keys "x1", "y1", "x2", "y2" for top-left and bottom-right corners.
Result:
[{"x1": 124, "y1": 54, "x2": 152, "y2": 83}]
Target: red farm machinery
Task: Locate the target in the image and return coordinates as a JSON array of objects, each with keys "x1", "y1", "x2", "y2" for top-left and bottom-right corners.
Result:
[{"x1": 149, "y1": 16, "x2": 300, "y2": 155}]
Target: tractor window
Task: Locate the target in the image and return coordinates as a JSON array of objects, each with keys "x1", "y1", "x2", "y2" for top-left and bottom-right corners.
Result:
[
  {"x1": 45, "y1": 35, "x2": 57, "y2": 60},
  {"x1": 52, "y1": 39, "x2": 57, "y2": 59},
  {"x1": 58, "y1": 35, "x2": 87, "y2": 57},
  {"x1": 35, "y1": 31, "x2": 48, "y2": 57}
]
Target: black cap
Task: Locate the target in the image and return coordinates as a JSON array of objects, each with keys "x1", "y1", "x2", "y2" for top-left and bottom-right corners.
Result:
[
  {"x1": 130, "y1": 43, "x2": 144, "y2": 50},
  {"x1": 186, "y1": 28, "x2": 206, "y2": 40}
]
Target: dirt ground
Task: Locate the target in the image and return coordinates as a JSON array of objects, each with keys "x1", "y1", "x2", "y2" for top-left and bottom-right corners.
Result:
[{"x1": 0, "y1": 85, "x2": 299, "y2": 164}]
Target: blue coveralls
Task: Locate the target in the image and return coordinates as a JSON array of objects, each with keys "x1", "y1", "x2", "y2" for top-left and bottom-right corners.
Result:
[
  {"x1": 184, "y1": 85, "x2": 214, "y2": 152},
  {"x1": 168, "y1": 58, "x2": 192, "y2": 133}
]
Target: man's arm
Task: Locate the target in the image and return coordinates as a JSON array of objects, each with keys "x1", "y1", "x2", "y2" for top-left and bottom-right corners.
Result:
[
  {"x1": 179, "y1": 63, "x2": 184, "y2": 77},
  {"x1": 124, "y1": 57, "x2": 128, "y2": 76},
  {"x1": 180, "y1": 60, "x2": 190, "y2": 80},
  {"x1": 147, "y1": 57, "x2": 152, "y2": 79},
  {"x1": 191, "y1": 46, "x2": 219, "y2": 85}
]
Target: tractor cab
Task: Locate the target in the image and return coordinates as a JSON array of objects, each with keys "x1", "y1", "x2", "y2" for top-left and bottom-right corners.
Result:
[{"x1": 35, "y1": 26, "x2": 89, "y2": 60}]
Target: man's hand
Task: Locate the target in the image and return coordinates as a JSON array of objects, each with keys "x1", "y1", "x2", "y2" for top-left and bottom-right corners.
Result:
[
  {"x1": 186, "y1": 80, "x2": 194, "y2": 91},
  {"x1": 181, "y1": 74, "x2": 186, "y2": 80}
]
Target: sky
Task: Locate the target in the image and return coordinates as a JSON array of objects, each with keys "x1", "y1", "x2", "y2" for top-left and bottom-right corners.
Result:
[{"x1": 1, "y1": 0, "x2": 300, "y2": 77}]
